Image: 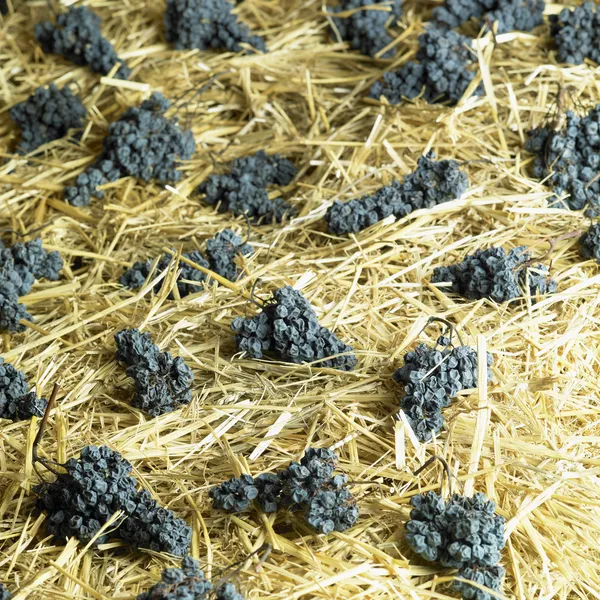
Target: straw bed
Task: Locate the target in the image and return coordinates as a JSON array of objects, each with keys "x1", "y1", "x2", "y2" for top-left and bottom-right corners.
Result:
[{"x1": 1, "y1": 0, "x2": 600, "y2": 598}]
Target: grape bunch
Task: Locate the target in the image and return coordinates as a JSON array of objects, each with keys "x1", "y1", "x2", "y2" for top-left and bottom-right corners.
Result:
[
  {"x1": 34, "y1": 445, "x2": 192, "y2": 555},
  {"x1": 115, "y1": 328, "x2": 194, "y2": 417},
  {"x1": 550, "y1": 2, "x2": 600, "y2": 65},
  {"x1": 35, "y1": 6, "x2": 130, "y2": 79},
  {"x1": 0, "y1": 238, "x2": 63, "y2": 333},
  {"x1": 326, "y1": 152, "x2": 468, "y2": 235},
  {"x1": 210, "y1": 448, "x2": 359, "y2": 535},
  {"x1": 9, "y1": 84, "x2": 86, "y2": 154},
  {"x1": 431, "y1": 246, "x2": 557, "y2": 302},
  {"x1": 394, "y1": 337, "x2": 493, "y2": 440},
  {"x1": 164, "y1": 0, "x2": 266, "y2": 54},
  {"x1": 580, "y1": 223, "x2": 600, "y2": 263},
  {"x1": 197, "y1": 151, "x2": 297, "y2": 223},
  {"x1": 231, "y1": 286, "x2": 357, "y2": 371},
  {"x1": 64, "y1": 93, "x2": 195, "y2": 207},
  {"x1": 405, "y1": 491, "x2": 505, "y2": 600},
  {"x1": 330, "y1": 0, "x2": 403, "y2": 58},
  {"x1": 0, "y1": 358, "x2": 48, "y2": 421}
]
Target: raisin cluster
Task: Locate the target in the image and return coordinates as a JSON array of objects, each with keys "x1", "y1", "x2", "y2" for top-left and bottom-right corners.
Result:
[
  {"x1": 114, "y1": 328, "x2": 194, "y2": 417},
  {"x1": 370, "y1": 26, "x2": 481, "y2": 105},
  {"x1": 9, "y1": 84, "x2": 86, "y2": 154},
  {"x1": 35, "y1": 445, "x2": 192, "y2": 555},
  {"x1": 35, "y1": 6, "x2": 130, "y2": 79},
  {"x1": 197, "y1": 151, "x2": 297, "y2": 223},
  {"x1": 406, "y1": 491, "x2": 505, "y2": 600},
  {"x1": 326, "y1": 152, "x2": 468, "y2": 235},
  {"x1": 526, "y1": 104, "x2": 600, "y2": 212},
  {"x1": 64, "y1": 93, "x2": 195, "y2": 207},
  {"x1": 579, "y1": 223, "x2": 600, "y2": 263},
  {"x1": 210, "y1": 448, "x2": 359, "y2": 535},
  {"x1": 231, "y1": 286, "x2": 357, "y2": 371},
  {"x1": 550, "y1": 2, "x2": 600, "y2": 66},
  {"x1": 330, "y1": 0, "x2": 403, "y2": 58},
  {"x1": 431, "y1": 246, "x2": 557, "y2": 303},
  {"x1": 164, "y1": 0, "x2": 266, "y2": 54},
  {"x1": 0, "y1": 358, "x2": 47, "y2": 421},
  {"x1": 393, "y1": 337, "x2": 493, "y2": 441},
  {"x1": 0, "y1": 238, "x2": 63, "y2": 333}
]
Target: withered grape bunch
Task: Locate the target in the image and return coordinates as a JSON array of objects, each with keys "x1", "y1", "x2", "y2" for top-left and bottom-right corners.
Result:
[
  {"x1": 232, "y1": 286, "x2": 357, "y2": 371},
  {"x1": 35, "y1": 445, "x2": 192, "y2": 555},
  {"x1": 64, "y1": 93, "x2": 195, "y2": 207},
  {"x1": 431, "y1": 246, "x2": 557, "y2": 302},
  {"x1": 9, "y1": 84, "x2": 86, "y2": 154},
  {"x1": 210, "y1": 448, "x2": 359, "y2": 535},
  {"x1": 197, "y1": 151, "x2": 297, "y2": 223},
  {"x1": 394, "y1": 337, "x2": 493, "y2": 441},
  {"x1": 0, "y1": 238, "x2": 63, "y2": 333},
  {"x1": 406, "y1": 491, "x2": 505, "y2": 600},
  {"x1": 115, "y1": 328, "x2": 194, "y2": 416},
  {"x1": 35, "y1": 6, "x2": 130, "y2": 78},
  {"x1": 326, "y1": 152, "x2": 468, "y2": 235},
  {"x1": 0, "y1": 358, "x2": 47, "y2": 421}
]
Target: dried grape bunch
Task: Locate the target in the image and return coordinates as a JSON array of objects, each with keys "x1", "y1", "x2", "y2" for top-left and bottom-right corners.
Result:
[
  {"x1": 431, "y1": 246, "x2": 557, "y2": 303},
  {"x1": 9, "y1": 84, "x2": 86, "y2": 154},
  {"x1": 405, "y1": 491, "x2": 505, "y2": 600},
  {"x1": 525, "y1": 104, "x2": 600, "y2": 212},
  {"x1": 136, "y1": 556, "x2": 246, "y2": 600},
  {"x1": 35, "y1": 6, "x2": 130, "y2": 78},
  {"x1": 197, "y1": 151, "x2": 297, "y2": 223},
  {"x1": 370, "y1": 26, "x2": 481, "y2": 105},
  {"x1": 120, "y1": 251, "x2": 209, "y2": 297},
  {"x1": 211, "y1": 448, "x2": 359, "y2": 534},
  {"x1": 330, "y1": 0, "x2": 403, "y2": 58},
  {"x1": 433, "y1": 0, "x2": 544, "y2": 34},
  {"x1": 231, "y1": 286, "x2": 357, "y2": 371},
  {"x1": 579, "y1": 223, "x2": 600, "y2": 262},
  {"x1": 205, "y1": 229, "x2": 253, "y2": 281},
  {"x1": 549, "y1": 2, "x2": 600, "y2": 65},
  {"x1": 393, "y1": 338, "x2": 493, "y2": 441},
  {"x1": 164, "y1": 0, "x2": 266, "y2": 53},
  {"x1": 35, "y1": 445, "x2": 192, "y2": 555},
  {"x1": 0, "y1": 358, "x2": 48, "y2": 421},
  {"x1": 0, "y1": 238, "x2": 63, "y2": 332},
  {"x1": 326, "y1": 152, "x2": 468, "y2": 235},
  {"x1": 453, "y1": 565, "x2": 505, "y2": 600},
  {"x1": 115, "y1": 328, "x2": 194, "y2": 416},
  {"x1": 64, "y1": 93, "x2": 195, "y2": 207}
]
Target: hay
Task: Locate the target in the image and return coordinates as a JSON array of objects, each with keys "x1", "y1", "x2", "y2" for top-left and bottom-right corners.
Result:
[{"x1": 1, "y1": 0, "x2": 600, "y2": 598}]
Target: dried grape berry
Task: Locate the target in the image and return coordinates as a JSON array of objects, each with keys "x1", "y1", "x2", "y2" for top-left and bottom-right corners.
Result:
[
  {"x1": 326, "y1": 152, "x2": 468, "y2": 235},
  {"x1": 433, "y1": 0, "x2": 544, "y2": 34},
  {"x1": 164, "y1": 0, "x2": 266, "y2": 53},
  {"x1": 9, "y1": 84, "x2": 86, "y2": 154},
  {"x1": 216, "y1": 583, "x2": 245, "y2": 600},
  {"x1": 405, "y1": 491, "x2": 505, "y2": 599},
  {"x1": 525, "y1": 105, "x2": 600, "y2": 212},
  {"x1": 115, "y1": 328, "x2": 194, "y2": 416},
  {"x1": 211, "y1": 448, "x2": 358, "y2": 534},
  {"x1": 431, "y1": 246, "x2": 557, "y2": 303},
  {"x1": 35, "y1": 445, "x2": 192, "y2": 554},
  {"x1": 120, "y1": 251, "x2": 209, "y2": 298},
  {"x1": 330, "y1": 0, "x2": 403, "y2": 58},
  {"x1": 370, "y1": 26, "x2": 481, "y2": 105},
  {"x1": 549, "y1": 2, "x2": 600, "y2": 65},
  {"x1": 394, "y1": 339, "x2": 493, "y2": 441},
  {"x1": 197, "y1": 151, "x2": 297, "y2": 223},
  {"x1": 35, "y1": 6, "x2": 130, "y2": 78},
  {"x1": 209, "y1": 474, "x2": 258, "y2": 512},
  {"x1": 454, "y1": 565, "x2": 506, "y2": 600},
  {"x1": 205, "y1": 229, "x2": 253, "y2": 281},
  {"x1": 579, "y1": 223, "x2": 600, "y2": 262},
  {"x1": 136, "y1": 556, "x2": 213, "y2": 600},
  {"x1": 64, "y1": 93, "x2": 195, "y2": 207},
  {"x1": 231, "y1": 286, "x2": 357, "y2": 370},
  {"x1": 0, "y1": 358, "x2": 48, "y2": 421},
  {"x1": 0, "y1": 584, "x2": 10, "y2": 600}
]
